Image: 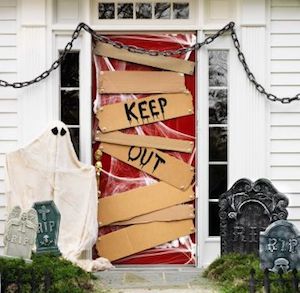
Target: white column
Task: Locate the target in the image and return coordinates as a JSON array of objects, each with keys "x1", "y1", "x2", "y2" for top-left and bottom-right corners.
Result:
[
  {"x1": 80, "y1": 0, "x2": 92, "y2": 164},
  {"x1": 18, "y1": 0, "x2": 48, "y2": 145},
  {"x1": 229, "y1": 0, "x2": 268, "y2": 184}
]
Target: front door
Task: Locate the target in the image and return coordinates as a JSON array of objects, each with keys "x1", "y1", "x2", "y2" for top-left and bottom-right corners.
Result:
[{"x1": 92, "y1": 33, "x2": 197, "y2": 265}]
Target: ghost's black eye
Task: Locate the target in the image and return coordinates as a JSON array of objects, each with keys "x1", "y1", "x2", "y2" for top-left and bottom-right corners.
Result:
[
  {"x1": 60, "y1": 128, "x2": 67, "y2": 136},
  {"x1": 51, "y1": 127, "x2": 58, "y2": 135}
]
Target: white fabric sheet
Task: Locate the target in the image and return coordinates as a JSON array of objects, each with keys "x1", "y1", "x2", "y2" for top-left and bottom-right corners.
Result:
[{"x1": 4, "y1": 121, "x2": 112, "y2": 271}]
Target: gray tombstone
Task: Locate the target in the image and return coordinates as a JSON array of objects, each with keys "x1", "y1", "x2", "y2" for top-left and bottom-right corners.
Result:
[
  {"x1": 260, "y1": 220, "x2": 300, "y2": 273},
  {"x1": 3, "y1": 206, "x2": 38, "y2": 261},
  {"x1": 219, "y1": 178, "x2": 289, "y2": 255},
  {"x1": 33, "y1": 200, "x2": 61, "y2": 255}
]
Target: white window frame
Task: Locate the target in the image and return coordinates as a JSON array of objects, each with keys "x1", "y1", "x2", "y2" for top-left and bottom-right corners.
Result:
[
  {"x1": 197, "y1": 33, "x2": 237, "y2": 267},
  {"x1": 51, "y1": 32, "x2": 92, "y2": 164}
]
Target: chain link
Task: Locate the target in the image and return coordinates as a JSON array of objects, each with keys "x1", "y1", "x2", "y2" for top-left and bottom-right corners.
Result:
[
  {"x1": 1, "y1": 22, "x2": 299, "y2": 103},
  {"x1": 0, "y1": 22, "x2": 86, "y2": 89},
  {"x1": 229, "y1": 26, "x2": 300, "y2": 103}
]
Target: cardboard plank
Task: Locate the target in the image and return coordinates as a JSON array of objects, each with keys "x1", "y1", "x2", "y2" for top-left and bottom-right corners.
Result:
[
  {"x1": 98, "y1": 182, "x2": 194, "y2": 226},
  {"x1": 97, "y1": 220, "x2": 195, "y2": 261},
  {"x1": 112, "y1": 204, "x2": 195, "y2": 226},
  {"x1": 95, "y1": 131, "x2": 194, "y2": 153},
  {"x1": 98, "y1": 71, "x2": 186, "y2": 94},
  {"x1": 100, "y1": 143, "x2": 194, "y2": 190},
  {"x1": 96, "y1": 92, "x2": 194, "y2": 133},
  {"x1": 94, "y1": 42, "x2": 195, "y2": 75}
]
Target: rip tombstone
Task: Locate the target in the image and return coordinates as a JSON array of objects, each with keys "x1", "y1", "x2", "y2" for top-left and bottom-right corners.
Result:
[
  {"x1": 33, "y1": 200, "x2": 61, "y2": 256},
  {"x1": 3, "y1": 206, "x2": 38, "y2": 261},
  {"x1": 260, "y1": 220, "x2": 300, "y2": 273}
]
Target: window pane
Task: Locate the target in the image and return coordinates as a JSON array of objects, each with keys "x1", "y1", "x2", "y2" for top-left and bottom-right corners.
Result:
[
  {"x1": 61, "y1": 90, "x2": 79, "y2": 125},
  {"x1": 136, "y1": 3, "x2": 152, "y2": 19},
  {"x1": 209, "y1": 165, "x2": 227, "y2": 199},
  {"x1": 98, "y1": 3, "x2": 115, "y2": 19},
  {"x1": 173, "y1": 3, "x2": 189, "y2": 19},
  {"x1": 209, "y1": 127, "x2": 227, "y2": 161},
  {"x1": 60, "y1": 52, "x2": 79, "y2": 87},
  {"x1": 117, "y1": 3, "x2": 134, "y2": 19},
  {"x1": 209, "y1": 202, "x2": 220, "y2": 236},
  {"x1": 155, "y1": 3, "x2": 171, "y2": 19},
  {"x1": 69, "y1": 128, "x2": 80, "y2": 159},
  {"x1": 209, "y1": 89, "x2": 227, "y2": 124},
  {"x1": 209, "y1": 50, "x2": 228, "y2": 87}
]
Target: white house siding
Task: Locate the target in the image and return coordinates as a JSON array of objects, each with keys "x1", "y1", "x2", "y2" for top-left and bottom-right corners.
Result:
[
  {"x1": 0, "y1": 0, "x2": 299, "y2": 262},
  {"x1": 270, "y1": 0, "x2": 300, "y2": 229},
  {"x1": 0, "y1": 0, "x2": 18, "y2": 253}
]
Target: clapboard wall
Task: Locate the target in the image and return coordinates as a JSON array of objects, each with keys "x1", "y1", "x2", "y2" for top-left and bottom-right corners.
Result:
[
  {"x1": 0, "y1": 0, "x2": 299, "y2": 261},
  {"x1": 270, "y1": 0, "x2": 300, "y2": 229},
  {"x1": 0, "y1": 0, "x2": 18, "y2": 253}
]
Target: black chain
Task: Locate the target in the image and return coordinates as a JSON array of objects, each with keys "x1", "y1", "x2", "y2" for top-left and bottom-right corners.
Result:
[
  {"x1": 0, "y1": 23, "x2": 85, "y2": 88},
  {"x1": 1, "y1": 22, "x2": 299, "y2": 104},
  {"x1": 229, "y1": 25, "x2": 300, "y2": 103}
]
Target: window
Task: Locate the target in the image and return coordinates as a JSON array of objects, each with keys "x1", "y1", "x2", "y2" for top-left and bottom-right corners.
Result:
[
  {"x1": 60, "y1": 52, "x2": 80, "y2": 158},
  {"x1": 208, "y1": 50, "x2": 228, "y2": 236},
  {"x1": 97, "y1": 1, "x2": 190, "y2": 20}
]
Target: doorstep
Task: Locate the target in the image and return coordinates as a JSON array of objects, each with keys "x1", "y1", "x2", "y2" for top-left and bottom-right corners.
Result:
[{"x1": 94, "y1": 267, "x2": 219, "y2": 292}]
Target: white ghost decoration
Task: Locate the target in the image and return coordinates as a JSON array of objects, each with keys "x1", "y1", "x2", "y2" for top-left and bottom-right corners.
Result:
[{"x1": 4, "y1": 121, "x2": 110, "y2": 270}]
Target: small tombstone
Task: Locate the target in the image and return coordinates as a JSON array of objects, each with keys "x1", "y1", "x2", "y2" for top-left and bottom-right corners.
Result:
[
  {"x1": 33, "y1": 200, "x2": 61, "y2": 255},
  {"x1": 3, "y1": 206, "x2": 38, "y2": 261},
  {"x1": 219, "y1": 178, "x2": 289, "y2": 255},
  {"x1": 260, "y1": 220, "x2": 300, "y2": 273}
]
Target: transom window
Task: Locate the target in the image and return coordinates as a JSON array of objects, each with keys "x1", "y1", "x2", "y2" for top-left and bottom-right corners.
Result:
[
  {"x1": 98, "y1": 1, "x2": 190, "y2": 20},
  {"x1": 208, "y1": 50, "x2": 228, "y2": 237}
]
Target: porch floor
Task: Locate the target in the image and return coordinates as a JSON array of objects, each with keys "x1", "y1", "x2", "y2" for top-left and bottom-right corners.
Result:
[{"x1": 94, "y1": 267, "x2": 219, "y2": 292}]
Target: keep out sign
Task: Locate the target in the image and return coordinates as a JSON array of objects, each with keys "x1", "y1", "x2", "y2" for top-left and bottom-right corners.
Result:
[
  {"x1": 100, "y1": 143, "x2": 194, "y2": 190},
  {"x1": 97, "y1": 92, "x2": 194, "y2": 132}
]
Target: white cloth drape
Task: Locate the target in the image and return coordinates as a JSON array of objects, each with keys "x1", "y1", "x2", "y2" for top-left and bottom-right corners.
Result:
[{"x1": 4, "y1": 121, "x2": 112, "y2": 271}]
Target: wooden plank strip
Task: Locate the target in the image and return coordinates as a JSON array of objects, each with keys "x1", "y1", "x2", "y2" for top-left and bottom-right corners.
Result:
[
  {"x1": 98, "y1": 71, "x2": 186, "y2": 94},
  {"x1": 98, "y1": 182, "x2": 194, "y2": 226},
  {"x1": 101, "y1": 143, "x2": 194, "y2": 190},
  {"x1": 96, "y1": 220, "x2": 195, "y2": 261},
  {"x1": 94, "y1": 42, "x2": 195, "y2": 75},
  {"x1": 96, "y1": 92, "x2": 193, "y2": 133},
  {"x1": 95, "y1": 131, "x2": 194, "y2": 153},
  {"x1": 111, "y1": 204, "x2": 195, "y2": 226}
]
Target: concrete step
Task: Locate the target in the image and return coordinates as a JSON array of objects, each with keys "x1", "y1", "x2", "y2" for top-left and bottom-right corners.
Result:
[
  {"x1": 94, "y1": 269, "x2": 219, "y2": 292},
  {"x1": 115, "y1": 289, "x2": 216, "y2": 293}
]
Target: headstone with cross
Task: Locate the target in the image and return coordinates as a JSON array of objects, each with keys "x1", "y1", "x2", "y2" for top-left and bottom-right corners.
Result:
[
  {"x1": 3, "y1": 206, "x2": 38, "y2": 261},
  {"x1": 33, "y1": 200, "x2": 61, "y2": 255}
]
